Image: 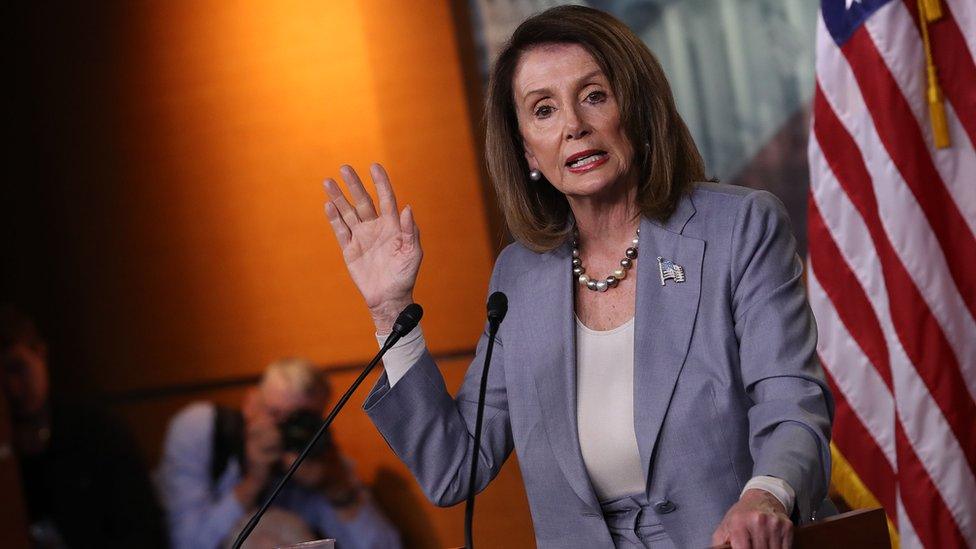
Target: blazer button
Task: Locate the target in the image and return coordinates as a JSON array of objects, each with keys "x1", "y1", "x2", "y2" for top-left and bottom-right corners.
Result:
[{"x1": 653, "y1": 500, "x2": 677, "y2": 514}]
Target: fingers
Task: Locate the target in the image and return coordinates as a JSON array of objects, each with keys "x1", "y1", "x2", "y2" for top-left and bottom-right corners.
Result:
[
  {"x1": 281, "y1": 451, "x2": 300, "y2": 470},
  {"x1": 719, "y1": 515, "x2": 791, "y2": 549},
  {"x1": 781, "y1": 523, "x2": 793, "y2": 549},
  {"x1": 324, "y1": 178, "x2": 360, "y2": 230},
  {"x1": 324, "y1": 201, "x2": 352, "y2": 248},
  {"x1": 729, "y1": 526, "x2": 751, "y2": 549},
  {"x1": 247, "y1": 419, "x2": 282, "y2": 467},
  {"x1": 711, "y1": 524, "x2": 730, "y2": 547},
  {"x1": 322, "y1": 163, "x2": 411, "y2": 253},
  {"x1": 748, "y1": 516, "x2": 770, "y2": 548},
  {"x1": 370, "y1": 163, "x2": 399, "y2": 216},
  {"x1": 339, "y1": 165, "x2": 378, "y2": 221}
]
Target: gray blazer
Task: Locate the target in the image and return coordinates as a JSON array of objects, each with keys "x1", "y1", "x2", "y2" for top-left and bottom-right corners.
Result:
[{"x1": 364, "y1": 183, "x2": 833, "y2": 548}]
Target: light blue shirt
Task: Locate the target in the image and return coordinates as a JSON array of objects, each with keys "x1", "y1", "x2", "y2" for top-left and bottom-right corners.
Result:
[{"x1": 156, "y1": 402, "x2": 401, "y2": 549}]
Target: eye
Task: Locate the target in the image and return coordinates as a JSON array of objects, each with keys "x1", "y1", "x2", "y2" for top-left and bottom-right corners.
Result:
[
  {"x1": 533, "y1": 104, "x2": 555, "y2": 119},
  {"x1": 584, "y1": 90, "x2": 607, "y2": 104}
]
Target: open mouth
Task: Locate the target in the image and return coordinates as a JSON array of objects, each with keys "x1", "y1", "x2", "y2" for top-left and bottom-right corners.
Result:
[{"x1": 565, "y1": 150, "x2": 609, "y2": 170}]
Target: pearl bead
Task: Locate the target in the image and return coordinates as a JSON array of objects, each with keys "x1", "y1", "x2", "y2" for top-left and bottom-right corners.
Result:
[{"x1": 569, "y1": 227, "x2": 640, "y2": 293}]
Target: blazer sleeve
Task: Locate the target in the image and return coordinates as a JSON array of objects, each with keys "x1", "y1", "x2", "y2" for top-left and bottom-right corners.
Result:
[
  {"x1": 362, "y1": 252, "x2": 515, "y2": 508},
  {"x1": 729, "y1": 190, "x2": 834, "y2": 523}
]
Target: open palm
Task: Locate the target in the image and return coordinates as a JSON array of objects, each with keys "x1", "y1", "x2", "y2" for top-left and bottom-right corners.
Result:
[{"x1": 322, "y1": 164, "x2": 422, "y2": 331}]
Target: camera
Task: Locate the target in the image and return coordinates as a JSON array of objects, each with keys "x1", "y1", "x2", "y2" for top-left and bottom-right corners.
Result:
[{"x1": 279, "y1": 409, "x2": 332, "y2": 457}]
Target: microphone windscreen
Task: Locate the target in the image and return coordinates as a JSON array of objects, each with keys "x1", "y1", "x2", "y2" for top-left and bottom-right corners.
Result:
[
  {"x1": 392, "y1": 303, "x2": 424, "y2": 336},
  {"x1": 487, "y1": 291, "x2": 508, "y2": 323}
]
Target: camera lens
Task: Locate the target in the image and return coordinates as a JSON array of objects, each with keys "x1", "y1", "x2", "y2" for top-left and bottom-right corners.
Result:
[{"x1": 280, "y1": 409, "x2": 331, "y2": 456}]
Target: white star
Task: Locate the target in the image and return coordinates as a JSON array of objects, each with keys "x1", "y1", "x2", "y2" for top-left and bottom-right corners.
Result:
[{"x1": 846, "y1": 0, "x2": 861, "y2": 8}]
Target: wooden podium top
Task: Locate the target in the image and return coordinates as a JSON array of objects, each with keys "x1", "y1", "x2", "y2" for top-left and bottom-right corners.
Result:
[
  {"x1": 714, "y1": 508, "x2": 890, "y2": 549},
  {"x1": 451, "y1": 507, "x2": 890, "y2": 549}
]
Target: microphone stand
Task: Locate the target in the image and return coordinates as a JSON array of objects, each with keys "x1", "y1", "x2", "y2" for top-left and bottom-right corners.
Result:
[
  {"x1": 464, "y1": 292, "x2": 507, "y2": 549},
  {"x1": 231, "y1": 304, "x2": 423, "y2": 549}
]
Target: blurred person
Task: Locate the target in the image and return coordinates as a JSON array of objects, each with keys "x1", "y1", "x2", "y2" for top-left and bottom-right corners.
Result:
[
  {"x1": 321, "y1": 6, "x2": 833, "y2": 548},
  {"x1": 156, "y1": 358, "x2": 401, "y2": 549},
  {"x1": 0, "y1": 305, "x2": 168, "y2": 548}
]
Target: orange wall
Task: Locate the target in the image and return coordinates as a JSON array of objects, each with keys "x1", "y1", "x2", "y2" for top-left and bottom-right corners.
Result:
[
  {"x1": 59, "y1": 0, "x2": 495, "y2": 393},
  {"x1": 10, "y1": 1, "x2": 535, "y2": 547}
]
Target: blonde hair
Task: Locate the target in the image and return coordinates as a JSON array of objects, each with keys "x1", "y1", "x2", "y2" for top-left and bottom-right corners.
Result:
[
  {"x1": 261, "y1": 357, "x2": 330, "y2": 400},
  {"x1": 484, "y1": 5, "x2": 708, "y2": 251}
]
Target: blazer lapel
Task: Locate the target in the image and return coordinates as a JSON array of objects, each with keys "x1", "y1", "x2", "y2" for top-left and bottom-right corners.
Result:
[
  {"x1": 634, "y1": 196, "x2": 705, "y2": 494},
  {"x1": 520, "y1": 243, "x2": 601, "y2": 511}
]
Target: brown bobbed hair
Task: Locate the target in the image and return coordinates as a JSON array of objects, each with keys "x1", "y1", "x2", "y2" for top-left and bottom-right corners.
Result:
[{"x1": 485, "y1": 5, "x2": 708, "y2": 252}]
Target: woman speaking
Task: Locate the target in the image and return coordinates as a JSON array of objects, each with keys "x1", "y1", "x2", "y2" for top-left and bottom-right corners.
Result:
[{"x1": 321, "y1": 6, "x2": 832, "y2": 548}]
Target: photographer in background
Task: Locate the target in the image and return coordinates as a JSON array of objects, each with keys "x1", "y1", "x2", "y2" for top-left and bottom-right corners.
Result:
[{"x1": 156, "y1": 358, "x2": 401, "y2": 549}]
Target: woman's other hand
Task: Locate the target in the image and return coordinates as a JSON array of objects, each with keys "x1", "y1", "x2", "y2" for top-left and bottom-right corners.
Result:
[
  {"x1": 322, "y1": 163, "x2": 422, "y2": 333},
  {"x1": 711, "y1": 489, "x2": 793, "y2": 549}
]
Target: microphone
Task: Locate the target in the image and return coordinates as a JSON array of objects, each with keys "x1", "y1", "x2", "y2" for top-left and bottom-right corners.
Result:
[
  {"x1": 232, "y1": 303, "x2": 424, "y2": 549},
  {"x1": 486, "y1": 291, "x2": 508, "y2": 333},
  {"x1": 464, "y1": 291, "x2": 508, "y2": 549},
  {"x1": 389, "y1": 303, "x2": 423, "y2": 343}
]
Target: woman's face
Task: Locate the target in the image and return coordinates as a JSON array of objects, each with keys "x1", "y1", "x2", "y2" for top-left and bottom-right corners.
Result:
[{"x1": 513, "y1": 43, "x2": 635, "y2": 201}]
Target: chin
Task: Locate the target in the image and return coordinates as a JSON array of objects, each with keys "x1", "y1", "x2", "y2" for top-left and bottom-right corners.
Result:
[{"x1": 561, "y1": 170, "x2": 627, "y2": 199}]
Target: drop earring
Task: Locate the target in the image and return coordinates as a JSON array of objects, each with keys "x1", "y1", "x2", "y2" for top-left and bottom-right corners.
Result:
[{"x1": 529, "y1": 169, "x2": 542, "y2": 181}]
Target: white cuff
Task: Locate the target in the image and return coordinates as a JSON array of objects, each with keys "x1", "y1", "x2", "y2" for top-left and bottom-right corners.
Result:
[
  {"x1": 375, "y1": 325, "x2": 427, "y2": 387},
  {"x1": 742, "y1": 475, "x2": 795, "y2": 514}
]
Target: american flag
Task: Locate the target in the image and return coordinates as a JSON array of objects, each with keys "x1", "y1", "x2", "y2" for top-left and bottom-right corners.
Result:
[{"x1": 807, "y1": 0, "x2": 975, "y2": 547}]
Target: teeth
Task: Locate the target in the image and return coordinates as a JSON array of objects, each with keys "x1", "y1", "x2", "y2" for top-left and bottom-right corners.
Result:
[{"x1": 570, "y1": 154, "x2": 604, "y2": 168}]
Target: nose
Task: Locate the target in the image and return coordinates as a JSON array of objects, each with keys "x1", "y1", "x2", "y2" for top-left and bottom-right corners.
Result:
[{"x1": 564, "y1": 105, "x2": 590, "y2": 141}]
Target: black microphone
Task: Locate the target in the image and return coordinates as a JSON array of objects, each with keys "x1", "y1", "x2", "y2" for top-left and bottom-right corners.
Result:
[
  {"x1": 464, "y1": 291, "x2": 508, "y2": 549},
  {"x1": 389, "y1": 303, "x2": 423, "y2": 343},
  {"x1": 232, "y1": 303, "x2": 423, "y2": 549},
  {"x1": 486, "y1": 291, "x2": 508, "y2": 333}
]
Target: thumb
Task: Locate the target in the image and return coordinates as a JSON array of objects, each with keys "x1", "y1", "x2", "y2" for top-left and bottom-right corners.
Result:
[{"x1": 399, "y1": 205, "x2": 420, "y2": 246}]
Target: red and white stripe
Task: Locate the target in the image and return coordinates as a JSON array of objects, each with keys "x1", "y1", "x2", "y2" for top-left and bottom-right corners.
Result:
[{"x1": 809, "y1": 1, "x2": 976, "y2": 547}]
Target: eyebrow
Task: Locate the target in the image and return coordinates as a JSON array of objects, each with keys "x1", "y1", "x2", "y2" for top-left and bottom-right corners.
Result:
[{"x1": 521, "y1": 69, "x2": 605, "y2": 103}]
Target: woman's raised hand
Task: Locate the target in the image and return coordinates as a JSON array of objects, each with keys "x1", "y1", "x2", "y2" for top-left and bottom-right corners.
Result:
[{"x1": 322, "y1": 163, "x2": 422, "y2": 333}]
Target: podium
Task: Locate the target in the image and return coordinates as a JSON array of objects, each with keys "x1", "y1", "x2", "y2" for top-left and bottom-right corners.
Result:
[
  {"x1": 452, "y1": 507, "x2": 890, "y2": 548},
  {"x1": 714, "y1": 508, "x2": 890, "y2": 549}
]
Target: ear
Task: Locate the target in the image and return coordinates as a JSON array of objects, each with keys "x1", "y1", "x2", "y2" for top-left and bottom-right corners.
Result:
[{"x1": 523, "y1": 148, "x2": 539, "y2": 171}]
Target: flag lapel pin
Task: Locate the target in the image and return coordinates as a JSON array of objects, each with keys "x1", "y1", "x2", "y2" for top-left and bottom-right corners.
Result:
[{"x1": 657, "y1": 256, "x2": 686, "y2": 286}]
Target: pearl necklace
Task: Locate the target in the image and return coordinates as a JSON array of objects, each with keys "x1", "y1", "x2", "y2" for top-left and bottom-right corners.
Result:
[{"x1": 572, "y1": 227, "x2": 639, "y2": 292}]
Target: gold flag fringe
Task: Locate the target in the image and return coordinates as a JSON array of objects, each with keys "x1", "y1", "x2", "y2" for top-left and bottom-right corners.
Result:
[
  {"x1": 830, "y1": 443, "x2": 900, "y2": 548},
  {"x1": 917, "y1": 0, "x2": 951, "y2": 148}
]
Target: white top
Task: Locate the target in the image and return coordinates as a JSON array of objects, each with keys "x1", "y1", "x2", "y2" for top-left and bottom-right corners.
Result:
[
  {"x1": 575, "y1": 316, "x2": 646, "y2": 501},
  {"x1": 377, "y1": 324, "x2": 795, "y2": 511}
]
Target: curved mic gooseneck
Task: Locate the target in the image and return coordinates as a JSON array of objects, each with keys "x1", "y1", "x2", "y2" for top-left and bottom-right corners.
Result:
[
  {"x1": 464, "y1": 291, "x2": 508, "y2": 549},
  {"x1": 231, "y1": 303, "x2": 424, "y2": 549}
]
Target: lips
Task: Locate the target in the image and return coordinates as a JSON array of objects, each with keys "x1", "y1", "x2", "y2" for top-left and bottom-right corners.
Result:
[{"x1": 565, "y1": 149, "x2": 609, "y2": 173}]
